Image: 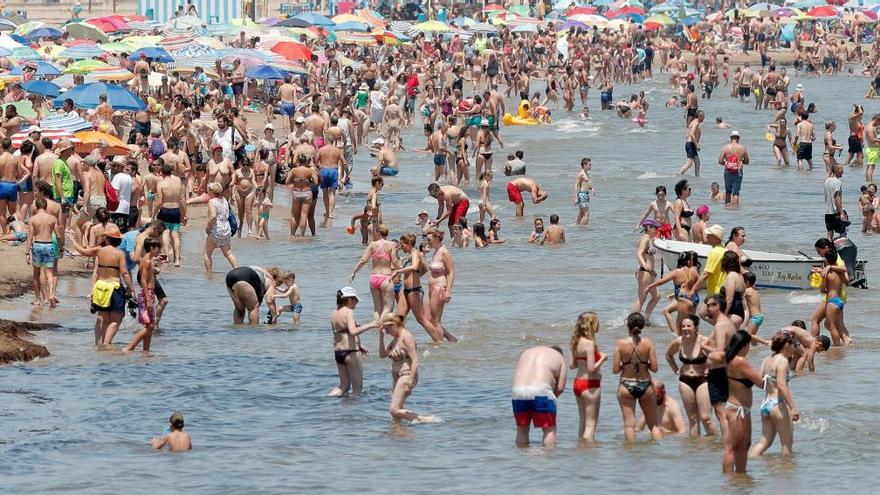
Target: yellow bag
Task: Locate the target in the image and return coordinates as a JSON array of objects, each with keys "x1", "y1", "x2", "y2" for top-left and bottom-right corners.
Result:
[
  {"x1": 809, "y1": 272, "x2": 822, "y2": 289},
  {"x1": 91, "y1": 279, "x2": 120, "y2": 308},
  {"x1": 765, "y1": 132, "x2": 774, "y2": 142}
]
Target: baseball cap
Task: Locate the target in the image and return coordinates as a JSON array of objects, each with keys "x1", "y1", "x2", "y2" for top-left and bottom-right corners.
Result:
[
  {"x1": 27, "y1": 126, "x2": 42, "y2": 133},
  {"x1": 339, "y1": 286, "x2": 360, "y2": 301},
  {"x1": 295, "y1": 115, "x2": 305, "y2": 123},
  {"x1": 211, "y1": 143, "x2": 223, "y2": 152},
  {"x1": 264, "y1": 123, "x2": 274, "y2": 130},
  {"x1": 730, "y1": 131, "x2": 740, "y2": 138}
]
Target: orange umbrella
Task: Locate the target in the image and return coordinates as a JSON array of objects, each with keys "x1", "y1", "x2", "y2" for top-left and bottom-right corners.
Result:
[
  {"x1": 270, "y1": 41, "x2": 313, "y2": 61},
  {"x1": 74, "y1": 131, "x2": 130, "y2": 156}
]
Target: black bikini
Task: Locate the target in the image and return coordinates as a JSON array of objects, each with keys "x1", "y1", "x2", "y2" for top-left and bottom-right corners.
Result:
[
  {"x1": 620, "y1": 340, "x2": 652, "y2": 399},
  {"x1": 678, "y1": 348, "x2": 708, "y2": 392},
  {"x1": 332, "y1": 326, "x2": 366, "y2": 365}
]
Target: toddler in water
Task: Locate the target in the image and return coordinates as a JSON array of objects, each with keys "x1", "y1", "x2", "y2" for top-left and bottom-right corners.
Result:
[
  {"x1": 150, "y1": 412, "x2": 192, "y2": 452},
  {"x1": 743, "y1": 272, "x2": 769, "y2": 346},
  {"x1": 710, "y1": 182, "x2": 723, "y2": 202},
  {"x1": 270, "y1": 272, "x2": 303, "y2": 326},
  {"x1": 529, "y1": 218, "x2": 545, "y2": 244},
  {"x1": 256, "y1": 188, "x2": 272, "y2": 240}
]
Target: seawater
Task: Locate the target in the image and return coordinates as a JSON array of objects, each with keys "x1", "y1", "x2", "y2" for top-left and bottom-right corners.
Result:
[{"x1": 2, "y1": 75, "x2": 880, "y2": 493}]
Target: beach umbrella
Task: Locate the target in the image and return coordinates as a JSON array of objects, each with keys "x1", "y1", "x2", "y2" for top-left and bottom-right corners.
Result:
[
  {"x1": 268, "y1": 59, "x2": 307, "y2": 75},
  {"x1": 1, "y1": 101, "x2": 37, "y2": 120},
  {"x1": 791, "y1": 0, "x2": 826, "y2": 8},
  {"x1": 482, "y1": 4, "x2": 505, "y2": 12},
  {"x1": 96, "y1": 41, "x2": 138, "y2": 53},
  {"x1": 246, "y1": 64, "x2": 286, "y2": 79},
  {"x1": 332, "y1": 14, "x2": 363, "y2": 24},
  {"x1": 414, "y1": 20, "x2": 452, "y2": 32},
  {"x1": 63, "y1": 59, "x2": 109, "y2": 74},
  {"x1": 270, "y1": 41, "x2": 312, "y2": 60},
  {"x1": 451, "y1": 16, "x2": 476, "y2": 27},
  {"x1": 86, "y1": 16, "x2": 129, "y2": 33},
  {"x1": 332, "y1": 21, "x2": 371, "y2": 32},
  {"x1": 65, "y1": 21, "x2": 110, "y2": 42},
  {"x1": 806, "y1": 6, "x2": 840, "y2": 17},
  {"x1": 10, "y1": 46, "x2": 40, "y2": 60},
  {"x1": 53, "y1": 81, "x2": 145, "y2": 111},
  {"x1": 0, "y1": 46, "x2": 10, "y2": 57},
  {"x1": 173, "y1": 44, "x2": 219, "y2": 59},
  {"x1": 0, "y1": 33, "x2": 23, "y2": 50},
  {"x1": 58, "y1": 44, "x2": 107, "y2": 59},
  {"x1": 128, "y1": 46, "x2": 173, "y2": 62},
  {"x1": 775, "y1": 7, "x2": 803, "y2": 16},
  {"x1": 120, "y1": 35, "x2": 163, "y2": 49},
  {"x1": 277, "y1": 17, "x2": 311, "y2": 28},
  {"x1": 356, "y1": 9, "x2": 386, "y2": 28},
  {"x1": 293, "y1": 12, "x2": 335, "y2": 26},
  {"x1": 645, "y1": 14, "x2": 675, "y2": 26},
  {"x1": 336, "y1": 33, "x2": 378, "y2": 46},
  {"x1": 220, "y1": 48, "x2": 280, "y2": 69},
  {"x1": 127, "y1": 20, "x2": 163, "y2": 31},
  {"x1": 26, "y1": 27, "x2": 63, "y2": 39},
  {"x1": 568, "y1": 6, "x2": 599, "y2": 15},
  {"x1": 194, "y1": 36, "x2": 225, "y2": 49},
  {"x1": 570, "y1": 14, "x2": 609, "y2": 25},
  {"x1": 159, "y1": 34, "x2": 196, "y2": 51},
  {"x1": 284, "y1": 27, "x2": 318, "y2": 40},
  {"x1": 39, "y1": 111, "x2": 95, "y2": 132},
  {"x1": 0, "y1": 17, "x2": 18, "y2": 31},
  {"x1": 74, "y1": 131, "x2": 130, "y2": 156},
  {"x1": 557, "y1": 20, "x2": 589, "y2": 31},
  {"x1": 22, "y1": 79, "x2": 61, "y2": 97},
  {"x1": 10, "y1": 128, "x2": 78, "y2": 148},
  {"x1": 91, "y1": 66, "x2": 134, "y2": 82},
  {"x1": 9, "y1": 61, "x2": 61, "y2": 76},
  {"x1": 164, "y1": 15, "x2": 202, "y2": 32},
  {"x1": 509, "y1": 5, "x2": 531, "y2": 16},
  {"x1": 511, "y1": 23, "x2": 539, "y2": 33},
  {"x1": 14, "y1": 21, "x2": 44, "y2": 36}
]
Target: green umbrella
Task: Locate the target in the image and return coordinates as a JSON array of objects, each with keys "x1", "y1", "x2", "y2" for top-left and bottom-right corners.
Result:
[
  {"x1": 98, "y1": 41, "x2": 138, "y2": 54},
  {"x1": 63, "y1": 59, "x2": 110, "y2": 74},
  {"x1": 65, "y1": 22, "x2": 110, "y2": 43},
  {"x1": 11, "y1": 46, "x2": 41, "y2": 60},
  {"x1": 1, "y1": 100, "x2": 37, "y2": 121}
]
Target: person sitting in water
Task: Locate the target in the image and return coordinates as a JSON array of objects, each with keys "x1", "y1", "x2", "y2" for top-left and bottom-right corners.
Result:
[
  {"x1": 633, "y1": 111, "x2": 648, "y2": 127},
  {"x1": 715, "y1": 116, "x2": 732, "y2": 129},
  {"x1": 505, "y1": 150, "x2": 526, "y2": 176},
  {"x1": 150, "y1": 411, "x2": 192, "y2": 452},
  {"x1": 636, "y1": 380, "x2": 687, "y2": 435},
  {"x1": 370, "y1": 138, "x2": 399, "y2": 177}
]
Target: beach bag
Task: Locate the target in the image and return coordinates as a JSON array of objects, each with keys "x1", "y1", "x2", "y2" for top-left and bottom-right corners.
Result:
[
  {"x1": 227, "y1": 199, "x2": 238, "y2": 236},
  {"x1": 104, "y1": 179, "x2": 119, "y2": 212}
]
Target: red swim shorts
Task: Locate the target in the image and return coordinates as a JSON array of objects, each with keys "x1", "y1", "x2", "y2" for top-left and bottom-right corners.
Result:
[
  {"x1": 507, "y1": 182, "x2": 523, "y2": 203},
  {"x1": 449, "y1": 199, "x2": 470, "y2": 227},
  {"x1": 658, "y1": 222, "x2": 673, "y2": 239}
]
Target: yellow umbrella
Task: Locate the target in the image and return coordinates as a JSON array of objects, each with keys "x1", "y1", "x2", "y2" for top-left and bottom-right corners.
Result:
[
  {"x1": 285, "y1": 28, "x2": 318, "y2": 40},
  {"x1": 332, "y1": 14, "x2": 363, "y2": 24},
  {"x1": 413, "y1": 20, "x2": 451, "y2": 32},
  {"x1": 645, "y1": 14, "x2": 674, "y2": 26},
  {"x1": 63, "y1": 59, "x2": 110, "y2": 74},
  {"x1": 39, "y1": 45, "x2": 69, "y2": 60},
  {"x1": 120, "y1": 35, "x2": 163, "y2": 50}
]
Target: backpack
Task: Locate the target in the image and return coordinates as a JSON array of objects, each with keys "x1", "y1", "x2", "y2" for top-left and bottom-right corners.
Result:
[
  {"x1": 724, "y1": 153, "x2": 740, "y2": 174},
  {"x1": 104, "y1": 179, "x2": 119, "y2": 212}
]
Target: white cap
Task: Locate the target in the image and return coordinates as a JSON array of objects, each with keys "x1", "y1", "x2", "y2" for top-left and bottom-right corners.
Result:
[
  {"x1": 730, "y1": 130, "x2": 740, "y2": 138},
  {"x1": 338, "y1": 286, "x2": 360, "y2": 301},
  {"x1": 796, "y1": 83, "x2": 804, "y2": 91},
  {"x1": 264, "y1": 123, "x2": 274, "y2": 130},
  {"x1": 706, "y1": 224, "x2": 725, "y2": 240},
  {"x1": 295, "y1": 115, "x2": 305, "y2": 123},
  {"x1": 28, "y1": 125, "x2": 42, "y2": 133},
  {"x1": 372, "y1": 137, "x2": 385, "y2": 145}
]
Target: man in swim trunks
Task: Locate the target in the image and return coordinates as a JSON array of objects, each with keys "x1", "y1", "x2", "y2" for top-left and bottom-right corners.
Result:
[
  {"x1": 26, "y1": 197, "x2": 58, "y2": 306},
  {"x1": 370, "y1": 138, "x2": 399, "y2": 177},
  {"x1": 511, "y1": 345, "x2": 567, "y2": 447},
  {"x1": 428, "y1": 183, "x2": 470, "y2": 236},
  {"x1": 155, "y1": 162, "x2": 184, "y2": 267},
  {"x1": 845, "y1": 105, "x2": 864, "y2": 168},
  {"x1": 0, "y1": 137, "x2": 18, "y2": 235},
  {"x1": 703, "y1": 294, "x2": 737, "y2": 438},
  {"x1": 864, "y1": 113, "x2": 880, "y2": 182},
  {"x1": 277, "y1": 75, "x2": 298, "y2": 133},
  {"x1": 316, "y1": 136, "x2": 344, "y2": 219},
  {"x1": 507, "y1": 177, "x2": 549, "y2": 217},
  {"x1": 428, "y1": 121, "x2": 448, "y2": 182},
  {"x1": 795, "y1": 113, "x2": 815, "y2": 171},
  {"x1": 230, "y1": 59, "x2": 245, "y2": 109},
  {"x1": 679, "y1": 110, "x2": 704, "y2": 177}
]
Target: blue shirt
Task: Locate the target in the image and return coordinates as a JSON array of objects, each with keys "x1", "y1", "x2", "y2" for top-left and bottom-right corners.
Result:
[{"x1": 120, "y1": 230, "x2": 139, "y2": 273}]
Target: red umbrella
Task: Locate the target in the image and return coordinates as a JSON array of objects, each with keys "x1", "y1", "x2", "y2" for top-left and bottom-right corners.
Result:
[
  {"x1": 270, "y1": 41, "x2": 313, "y2": 61},
  {"x1": 806, "y1": 6, "x2": 838, "y2": 18},
  {"x1": 65, "y1": 39, "x2": 97, "y2": 47},
  {"x1": 482, "y1": 4, "x2": 505, "y2": 12},
  {"x1": 644, "y1": 22, "x2": 663, "y2": 31},
  {"x1": 618, "y1": 6, "x2": 646, "y2": 15},
  {"x1": 567, "y1": 7, "x2": 598, "y2": 16}
]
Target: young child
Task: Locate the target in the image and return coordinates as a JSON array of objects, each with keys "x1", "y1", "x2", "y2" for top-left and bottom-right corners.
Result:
[
  {"x1": 415, "y1": 209, "x2": 432, "y2": 240},
  {"x1": 256, "y1": 188, "x2": 273, "y2": 240},
  {"x1": 529, "y1": 217, "x2": 545, "y2": 244},
  {"x1": 347, "y1": 205, "x2": 372, "y2": 245},
  {"x1": 504, "y1": 150, "x2": 526, "y2": 176},
  {"x1": 743, "y1": 272, "x2": 769, "y2": 346},
  {"x1": 633, "y1": 110, "x2": 647, "y2": 127},
  {"x1": 150, "y1": 411, "x2": 192, "y2": 452},
  {"x1": 2, "y1": 214, "x2": 28, "y2": 244},
  {"x1": 270, "y1": 273, "x2": 302, "y2": 326},
  {"x1": 709, "y1": 182, "x2": 723, "y2": 202},
  {"x1": 126, "y1": 238, "x2": 161, "y2": 352},
  {"x1": 580, "y1": 105, "x2": 590, "y2": 120}
]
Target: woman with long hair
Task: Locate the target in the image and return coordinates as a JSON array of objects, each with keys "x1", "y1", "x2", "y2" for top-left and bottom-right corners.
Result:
[
  {"x1": 665, "y1": 315, "x2": 715, "y2": 436},
  {"x1": 426, "y1": 230, "x2": 458, "y2": 342},
  {"x1": 570, "y1": 311, "x2": 606, "y2": 442},
  {"x1": 392, "y1": 232, "x2": 443, "y2": 342},
  {"x1": 644, "y1": 250, "x2": 701, "y2": 334},
  {"x1": 284, "y1": 152, "x2": 318, "y2": 237},
  {"x1": 672, "y1": 179, "x2": 695, "y2": 241},
  {"x1": 350, "y1": 224, "x2": 398, "y2": 323},
  {"x1": 204, "y1": 182, "x2": 238, "y2": 273},
  {"x1": 613, "y1": 312, "x2": 662, "y2": 441},
  {"x1": 750, "y1": 331, "x2": 800, "y2": 458},
  {"x1": 379, "y1": 313, "x2": 438, "y2": 423},
  {"x1": 329, "y1": 287, "x2": 377, "y2": 396}
]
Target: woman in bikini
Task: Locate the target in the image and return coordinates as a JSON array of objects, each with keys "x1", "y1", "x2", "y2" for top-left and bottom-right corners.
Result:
[
  {"x1": 570, "y1": 311, "x2": 606, "y2": 443},
  {"x1": 425, "y1": 230, "x2": 458, "y2": 343},
  {"x1": 233, "y1": 158, "x2": 256, "y2": 238},
  {"x1": 721, "y1": 251, "x2": 747, "y2": 328},
  {"x1": 768, "y1": 117, "x2": 792, "y2": 168},
  {"x1": 750, "y1": 331, "x2": 799, "y2": 458},
  {"x1": 379, "y1": 313, "x2": 438, "y2": 423},
  {"x1": 392, "y1": 232, "x2": 442, "y2": 343},
  {"x1": 632, "y1": 219, "x2": 661, "y2": 324},
  {"x1": 328, "y1": 287, "x2": 377, "y2": 397},
  {"x1": 644, "y1": 250, "x2": 700, "y2": 334},
  {"x1": 672, "y1": 179, "x2": 694, "y2": 241},
  {"x1": 284, "y1": 154, "x2": 318, "y2": 237},
  {"x1": 665, "y1": 315, "x2": 715, "y2": 437},
  {"x1": 350, "y1": 224, "x2": 398, "y2": 323},
  {"x1": 613, "y1": 312, "x2": 662, "y2": 441},
  {"x1": 823, "y1": 121, "x2": 844, "y2": 175},
  {"x1": 473, "y1": 120, "x2": 494, "y2": 180},
  {"x1": 820, "y1": 249, "x2": 851, "y2": 346}
]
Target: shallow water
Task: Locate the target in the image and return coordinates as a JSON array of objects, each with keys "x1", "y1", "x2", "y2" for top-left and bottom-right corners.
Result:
[{"x1": 3, "y1": 74, "x2": 880, "y2": 493}]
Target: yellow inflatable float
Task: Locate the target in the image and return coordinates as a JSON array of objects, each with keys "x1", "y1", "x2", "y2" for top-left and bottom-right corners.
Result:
[{"x1": 502, "y1": 100, "x2": 551, "y2": 126}]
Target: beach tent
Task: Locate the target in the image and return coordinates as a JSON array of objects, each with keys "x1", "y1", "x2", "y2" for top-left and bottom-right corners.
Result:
[{"x1": 138, "y1": 0, "x2": 241, "y2": 25}]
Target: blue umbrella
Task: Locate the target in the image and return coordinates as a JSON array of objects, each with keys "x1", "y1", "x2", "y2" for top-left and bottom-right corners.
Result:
[
  {"x1": 0, "y1": 47, "x2": 11, "y2": 57},
  {"x1": 22, "y1": 79, "x2": 61, "y2": 98},
  {"x1": 9, "y1": 34, "x2": 28, "y2": 44},
  {"x1": 26, "y1": 27, "x2": 63, "y2": 39},
  {"x1": 246, "y1": 64, "x2": 286, "y2": 80},
  {"x1": 52, "y1": 82, "x2": 146, "y2": 111},
  {"x1": 293, "y1": 13, "x2": 335, "y2": 26},
  {"x1": 276, "y1": 17, "x2": 311, "y2": 28},
  {"x1": 9, "y1": 61, "x2": 62, "y2": 76},
  {"x1": 332, "y1": 21, "x2": 370, "y2": 32},
  {"x1": 128, "y1": 46, "x2": 174, "y2": 63}
]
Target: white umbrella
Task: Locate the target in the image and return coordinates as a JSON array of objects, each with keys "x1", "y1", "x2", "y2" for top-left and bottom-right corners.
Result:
[{"x1": 511, "y1": 23, "x2": 539, "y2": 33}]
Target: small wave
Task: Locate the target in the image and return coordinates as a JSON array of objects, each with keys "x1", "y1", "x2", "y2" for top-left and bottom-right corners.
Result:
[
  {"x1": 553, "y1": 119, "x2": 601, "y2": 134},
  {"x1": 797, "y1": 413, "x2": 830, "y2": 434},
  {"x1": 788, "y1": 292, "x2": 823, "y2": 305},
  {"x1": 422, "y1": 196, "x2": 439, "y2": 205},
  {"x1": 412, "y1": 415, "x2": 444, "y2": 424},
  {"x1": 627, "y1": 127, "x2": 659, "y2": 134},
  {"x1": 637, "y1": 171, "x2": 668, "y2": 179}
]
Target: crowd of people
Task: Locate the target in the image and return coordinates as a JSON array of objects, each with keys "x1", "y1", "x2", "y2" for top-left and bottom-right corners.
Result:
[{"x1": 0, "y1": 1, "x2": 874, "y2": 468}]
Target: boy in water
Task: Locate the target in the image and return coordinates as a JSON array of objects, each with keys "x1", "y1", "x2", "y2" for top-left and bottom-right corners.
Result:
[
  {"x1": 150, "y1": 412, "x2": 192, "y2": 452},
  {"x1": 256, "y1": 188, "x2": 272, "y2": 240},
  {"x1": 743, "y1": 272, "x2": 768, "y2": 346},
  {"x1": 270, "y1": 273, "x2": 303, "y2": 326},
  {"x1": 126, "y1": 238, "x2": 161, "y2": 352},
  {"x1": 504, "y1": 150, "x2": 526, "y2": 176}
]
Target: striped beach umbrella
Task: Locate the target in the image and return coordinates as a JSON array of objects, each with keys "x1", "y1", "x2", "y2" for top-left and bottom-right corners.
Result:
[
  {"x1": 39, "y1": 111, "x2": 95, "y2": 132},
  {"x1": 63, "y1": 59, "x2": 110, "y2": 74},
  {"x1": 159, "y1": 34, "x2": 196, "y2": 51},
  {"x1": 65, "y1": 22, "x2": 109, "y2": 43},
  {"x1": 91, "y1": 66, "x2": 134, "y2": 82},
  {"x1": 59, "y1": 44, "x2": 108, "y2": 59},
  {"x1": 11, "y1": 128, "x2": 79, "y2": 148}
]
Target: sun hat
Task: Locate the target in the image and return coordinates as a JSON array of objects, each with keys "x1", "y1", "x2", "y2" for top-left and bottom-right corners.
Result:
[
  {"x1": 696, "y1": 204, "x2": 709, "y2": 218},
  {"x1": 339, "y1": 286, "x2": 360, "y2": 301},
  {"x1": 706, "y1": 224, "x2": 725, "y2": 240}
]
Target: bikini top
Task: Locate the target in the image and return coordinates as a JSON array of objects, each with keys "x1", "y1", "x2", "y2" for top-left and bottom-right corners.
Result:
[
  {"x1": 623, "y1": 340, "x2": 650, "y2": 373},
  {"x1": 575, "y1": 343, "x2": 601, "y2": 363},
  {"x1": 428, "y1": 258, "x2": 447, "y2": 276},
  {"x1": 371, "y1": 242, "x2": 392, "y2": 261},
  {"x1": 679, "y1": 347, "x2": 708, "y2": 365},
  {"x1": 680, "y1": 209, "x2": 694, "y2": 219},
  {"x1": 389, "y1": 344, "x2": 408, "y2": 362},
  {"x1": 730, "y1": 375, "x2": 755, "y2": 388}
]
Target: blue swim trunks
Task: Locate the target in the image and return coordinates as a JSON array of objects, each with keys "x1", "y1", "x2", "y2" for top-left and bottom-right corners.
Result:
[
  {"x1": 0, "y1": 180, "x2": 18, "y2": 201},
  {"x1": 380, "y1": 167, "x2": 399, "y2": 177},
  {"x1": 31, "y1": 241, "x2": 56, "y2": 268},
  {"x1": 280, "y1": 101, "x2": 296, "y2": 117},
  {"x1": 320, "y1": 167, "x2": 339, "y2": 189},
  {"x1": 292, "y1": 303, "x2": 303, "y2": 314}
]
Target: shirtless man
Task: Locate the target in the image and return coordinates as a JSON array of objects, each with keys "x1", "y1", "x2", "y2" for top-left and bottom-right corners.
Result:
[
  {"x1": 685, "y1": 84, "x2": 699, "y2": 127},
  {"x1": 25, "y1": 198, "x2": 58, "y2": 306},
  {"x1": 429, "y1": 121, "x2": 449, "y2": 182},
  {"x1": 303, "y1": 104, "x2": 326, "y2": 143},
  {"x1": 316, "y1": 138, "x2": 344, "y2": 219},
  {"x1": 77, "y1": 156, "x2": 107, "y2": 234},
  {"x1": 371, "y1": 138, "x2": 399, "y2": 177},
  {"x1": 574, "y1": 158, "x2": 594, "y2": 226},
  {"x1": 864, "y1": 113, "x2": 880, "y2": 182},
  {"x1": 507, "y1": 177, "x2": 549, "y2": 217},
  {"x1": 33, "y1": 137, "x2": 57, "y2": 185},
  {"x1": 544, "y1": 214, "x2": 565, "y2": 245},
  {"x1": 33, "y1": 181, "x2": 63, "y2": 302},
  {"x1": 718, "y1": 131, "x2": 750, "y2": 205},
  {"x1": 428, "y1": 182, "x2": 470, "y2": 236},
  {"x1": 679, "y1": 111, "x2": 704, "y2": 177},
  {"x1": 846, "y1": 105, "x2": 864, "y2": 168},
  {"x1": 2, "y1": 105, "x2": 22, "y2": 137},
  {"x1": 511, "y1": 345, "x2": 566, "y2": 447},
  {"x1": 738, "y1": 65, "x2": 753, "y2": 103},
  {"x1": 795, "y1": 113, "x2": 815, "y2": 171},
  {"x1": 155, "y1": 162, "x2": 184, "y2": 267},
  {"x1": 382, "y1": 95, "x2": 403, "y2": 152},
  {"x1": 277, "y1": 75, "x2": 298, "y2": 133},
  {"x1": 162, "y1": 138, "x2": 190, "y2": 223},
  {"x1": 230, "y1": 59, "x2": 246, "y2": 109},
  {"x1": 0, "y1": 138, "x2": 18, "y2": 234}
]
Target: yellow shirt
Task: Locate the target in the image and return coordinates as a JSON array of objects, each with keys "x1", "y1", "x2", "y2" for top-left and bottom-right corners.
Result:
[{"x1": 705, "y1": 245, "x2": 727, "y2": 296}]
